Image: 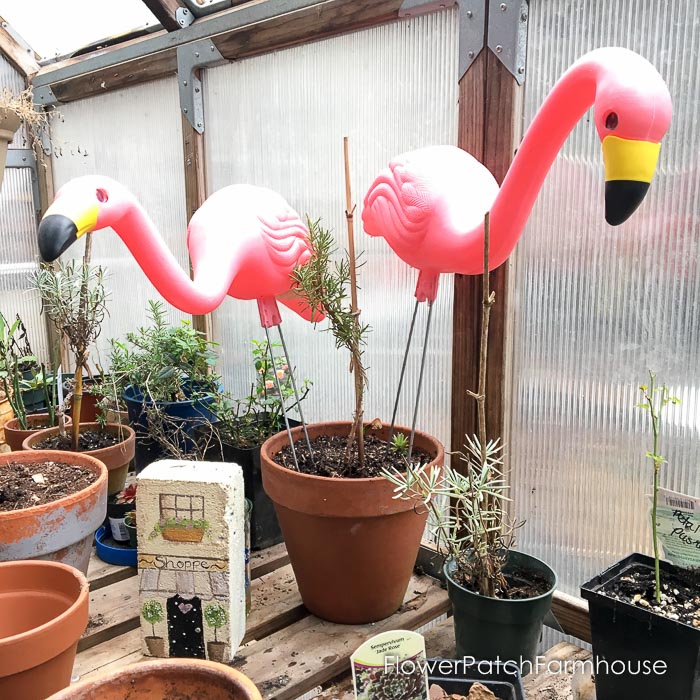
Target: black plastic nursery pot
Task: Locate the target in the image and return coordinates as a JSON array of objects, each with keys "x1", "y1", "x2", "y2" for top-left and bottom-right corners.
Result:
[
  {"x1": 444, "y1": 551, "x2": 557, "y2": 668},
  {"x1": 426, "y1": 658, "x2": 525, "y2": 700},
  {"x1": 581, "y1": 552, "x2": 700, "y2": 700},
  {"x1": 198, "y1": 416, "x2": 300, "y2": 550}
]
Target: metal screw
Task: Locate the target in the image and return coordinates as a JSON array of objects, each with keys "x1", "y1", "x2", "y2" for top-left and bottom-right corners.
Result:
[
  {"x1": 183, "y1": 80, "x2": 188, "y2": 86},
  {"x1": 194, "y1": 51, "x2": 200, "y2": 58},
  {"x1": 500, "y1": 2, "x2": 507, "y2": 10},
  {"x1": 197, "y1": 122, "x2": 202, "y2": 128},
  {"x1": 468, "y1": 50, "x2": 475, "y2": 59},
  {"x1": 210, "y1": 45, "x2": 215, "y2": 51},
  {"x1": 466, "y1": 10, "x2": 472, "y2": 18},
  {"x1": 518, "y1": 65, "x2": 525, "y2": 74},
  {"x1": 521, "y1": 11, "x2": 528, "y2": 21},
  {"x1": 194, "y1": 86, "x2": 200, "y2": 93},
  {"x1": 495, "y1": 45, "x2": 503, "y2": 53},
  {"x1": 183, "y1": 107, "x2": 188, "y2": 113}
]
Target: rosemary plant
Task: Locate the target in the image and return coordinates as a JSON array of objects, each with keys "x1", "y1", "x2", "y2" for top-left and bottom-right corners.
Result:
[{"x1": 637, "y1": 370, "x2": 680, "y2": 603}]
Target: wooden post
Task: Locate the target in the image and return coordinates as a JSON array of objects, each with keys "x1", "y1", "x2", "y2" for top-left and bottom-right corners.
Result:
[
  {"x1": 450, "y1": 45, "x2": 524, "y2": 458},
  {"x1": 181, "y1": 110, "x2": 213, "y2": 340}
]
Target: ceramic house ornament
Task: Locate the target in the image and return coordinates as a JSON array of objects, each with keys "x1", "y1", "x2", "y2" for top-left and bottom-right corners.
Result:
[{"x1": 137, "y1": 459, "x2": 246, "y2": 662}]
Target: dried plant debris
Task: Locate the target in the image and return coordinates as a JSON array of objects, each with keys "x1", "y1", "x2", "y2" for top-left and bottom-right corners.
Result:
[
  {"x1": 0, "y1": 461, "x2": 96, "y2": 511},
  {"x1": 429, "y1": 682, "x2": 497, "y2": 700}
]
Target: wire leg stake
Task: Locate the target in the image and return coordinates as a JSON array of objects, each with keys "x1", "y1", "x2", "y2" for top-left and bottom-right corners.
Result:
[
  {"x1": 277, "y1": 323, "x2": 315, "y2": 467},
  {"x1": 264, "y1": 325, "x2": 299, "y2": 471},
  {"x1": 408, "y1": 300, "x2": 435, "y2": 460},
  {"x1": 388, "y1": 299, "x2": 420, "y2": 446}
]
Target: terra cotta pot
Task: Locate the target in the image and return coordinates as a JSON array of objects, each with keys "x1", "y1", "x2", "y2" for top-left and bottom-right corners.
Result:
[
  {"x1": 47, "y1": 658, "x2": 263, "y2": 699},
  {"x1": 5, "y1": 413, "x2": 72, "y2": 452},
  {"x1": 0, "y1": 449, "x2": 107, "y2": 574},
  {"x1": 261, "y1": 421, "x2": 444, "y2": 624},
  {"x1": 23, "y1": 422, "x2": 135, "y2": 495},
  {"x1": 0, "y1": 560, "x2": 88, "y2": 700}
]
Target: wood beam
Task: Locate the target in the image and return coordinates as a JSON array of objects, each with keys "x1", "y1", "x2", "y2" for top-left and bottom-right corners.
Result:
[
  {"x1": 180, "y1": 111, "x2": 213, "y2": 339},
  {"x1": 32, "y1": 0, "x2": 404, "y2": 103},
  {"x1": 141, "y1": 0, "x2": 186, "y2": 32},
  {"x1": 0, "y1": 16, "x2": 40, "y2": 78},
  {"x1": 451, "y1": 50, "x2": 522, "y2": 455}
]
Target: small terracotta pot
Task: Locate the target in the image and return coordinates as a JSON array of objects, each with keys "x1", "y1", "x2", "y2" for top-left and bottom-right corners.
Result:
[
  {"x1": 0, "y1": 450, "x2": 107, "y2": 574},
  {"x1": 23, "y1": 422, "x2": 135, "y2": 496},
  {"x1": 261, "y1": 421, "x2": 444, "y2": 624},
  {"x1": 0, "y1": 560, "x2": 89, "y2": 700},
  {"x1": 5, "y1": 413, "x2": 72, "y2": 452},
  {"x1": 0, "y1": 394, "x2": 13, "y2": 445},
  {"x1": 47, "y1": 658, "x2": 263, "y2": 699}
]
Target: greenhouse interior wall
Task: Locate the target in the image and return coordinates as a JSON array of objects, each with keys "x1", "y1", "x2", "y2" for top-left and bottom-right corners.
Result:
[{"x1": 1, "y1": 0, "x2": 698, "y2": 625}]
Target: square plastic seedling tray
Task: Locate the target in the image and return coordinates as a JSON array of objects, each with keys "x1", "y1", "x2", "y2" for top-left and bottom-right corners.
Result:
[{"x1": 426, "y1": 658, "x2": 526, "y2": 700}]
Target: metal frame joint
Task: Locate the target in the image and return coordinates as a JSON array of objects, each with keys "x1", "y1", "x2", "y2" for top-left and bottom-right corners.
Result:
[
  {"x1": 5, "y1": 148, "x2": 41, "y2": 218},
  {"x1": 487, "y1": 0, "x2": 528, "y2": 84}
]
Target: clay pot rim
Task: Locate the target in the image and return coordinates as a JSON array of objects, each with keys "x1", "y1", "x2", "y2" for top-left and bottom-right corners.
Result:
[
  {"x1": 46, "y1": 657, "x2": 263, "y2": 700},
  {"x1": 260, "y1": 420, "x2": 444, "y2": 485},
  {"x1": 22, "y1": 422, "x2": 136, "y2": 467},
  {"x1": 0, "y1": 449, "x2": 107, "y2": 520},
  {"x1": 0, "y1": 560, "x2": 88, "y2": 650},
  {"x1": 5, "y1": 413, "x2": 73, "y2": 432}
]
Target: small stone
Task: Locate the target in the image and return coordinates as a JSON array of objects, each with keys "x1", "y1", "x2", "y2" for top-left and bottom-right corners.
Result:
[
  {"x1": 639, "y1": 598, "x2": 650, "y2": 607},
  {"x1": 31, "y1": 473, "x2": 45, "y2": 484},
  {"x1": 633, "y1": 594, "x2": 642, "y2": 603},
  {"x1": 673, "y1": 589, "x2": 680, "y2": 596},
  {"x1": 692, "y1": 619, "x2": 700, "y2": 627}
]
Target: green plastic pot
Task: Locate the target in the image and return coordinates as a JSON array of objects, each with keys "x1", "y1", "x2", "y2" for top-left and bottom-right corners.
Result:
[{"x1": 445, "y1": 550, "x2": 556, "y2": 668}]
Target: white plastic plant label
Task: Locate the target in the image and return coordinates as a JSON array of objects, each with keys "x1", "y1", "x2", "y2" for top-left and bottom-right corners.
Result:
[
  {"x1": 649, "y1": 487, "x2": 700, "y2": 569},
  {"x1": 351, "y1": 630, "x2": 429, "y2": 700}
]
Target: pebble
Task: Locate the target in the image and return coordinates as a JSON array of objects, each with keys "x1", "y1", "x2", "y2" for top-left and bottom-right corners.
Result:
[
  {"x1": 633, "y1": 594, "x2": 642, "y2": 603},
  {"x1": 639, "y1": 599, "x2": 650, "y2": 608}
]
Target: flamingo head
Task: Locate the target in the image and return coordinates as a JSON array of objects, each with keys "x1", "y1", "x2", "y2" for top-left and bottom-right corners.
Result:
[
  {"x1": 38, "y1": 175, "x2": 133, "y2": 261},
  {"x1": 591, "y1": 49, "x2": 672, "y2": 226}
]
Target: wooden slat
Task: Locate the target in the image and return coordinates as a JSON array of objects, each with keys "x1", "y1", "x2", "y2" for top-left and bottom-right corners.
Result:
[
  {"x1": 231, "y1": 574, "x2": 451, "y2": 700},
  {"x1": 34, "y1": 0, "x2": 405, "y2": 104},
  {"x1": 87, "y1": 553, "x2": 137, "y2": 592},
  {"x1": 141, "y1": 0, "x2": 187, "y2": 32},
  {"x1": 0, "y1": 15, "x2": 40, "y2": 77},
  {"x1": 551, "y1": 590, "x2": 591, "y2": 644},
  {"x1": 250, "y1": 542, "x2": 291, "y2": 578},
  {"x1": 77, "y1": 558, "x2": 304, "y2": 662}
]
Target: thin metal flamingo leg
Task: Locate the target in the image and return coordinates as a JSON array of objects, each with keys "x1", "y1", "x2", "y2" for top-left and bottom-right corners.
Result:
[
  {"x1": 264, "y1": 325, "x2": 299, "y2": 471},
  {"x1": 277, "y1": 324, "x2": 315, "y2": 467},
  {"x1": 388, "y1": 299, "x2": 420, "y2": 445},
  {"x1": 408, "y1": 300, "x2": 435, "y2": 460}
]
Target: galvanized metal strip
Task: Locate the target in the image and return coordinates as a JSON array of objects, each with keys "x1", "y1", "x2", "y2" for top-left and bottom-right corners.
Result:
[
  {"x1": 487, "y1": 0, "x2": 528, "y2": 84},
  {"x1": 176, "y1": 7, "x2": 196, "y2": 28},
  {"x1": 399, "y1": 0, "x2": 486, "y2": 80},
  {"x1": 177, "y1": 38, "x2": 225, "y2": 133},
  {"x1": 5, "y1": 148, "x2": 41, "y2": 217}
]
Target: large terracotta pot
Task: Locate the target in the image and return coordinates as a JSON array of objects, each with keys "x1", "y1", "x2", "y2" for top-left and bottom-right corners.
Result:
[
  {"x1": 24, "y1": 422, "x2": 135, "y2": 496},
  {"x1": 0, "y1": 560, "x2": 88, "y2": 700},
  {"x1": 5, "y1": 413, "x2": 72, "y2": 452},
  {"x1": 0, "y1": 392, "x2": 12, "y2": 446},
  {"x1": 0, "y1": 450, "x2": 107, "y2": 574},
  {"x1": 47, "y1": 658, "x2": 262, "y2": 699},
  {"x1": 0, "y1": 109, "x2": 21, "y2": 191},
  {"x1": 261, "y1": 421, "x2": 444, "y2": 624}
]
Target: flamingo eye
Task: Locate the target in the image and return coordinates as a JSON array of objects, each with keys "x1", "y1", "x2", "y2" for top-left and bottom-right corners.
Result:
[
  {"x1": 605, "y1": 112, "x2": 619, "y2": 130},
  {"x1": 96, "y1": 188, "x2": 108, "y2": 203}
]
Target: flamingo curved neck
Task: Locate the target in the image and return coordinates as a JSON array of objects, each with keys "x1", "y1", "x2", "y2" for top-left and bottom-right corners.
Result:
[
  {"x1": 115, "y1": 202, "x2": 231, "y2": 315},
  {"x1": 459, "y1": 59, "x2": 601, "y2": 274}
]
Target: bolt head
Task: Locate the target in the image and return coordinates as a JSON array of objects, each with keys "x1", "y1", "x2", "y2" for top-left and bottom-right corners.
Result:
[
  {"x1": 468, "y1": 50, "x2": 475, "y2": 59},
  {"x1": 183, "y1": 80, "x2": 188, "y2": 86},
  {"x1": 194, "y1": 51, "x2": 200, "y2": 58},
  {"x1": 500, "y1": 2, "x2": 507, "y2": 10},
  {"x1": 466, "y1": 10, "x2": 472, "y2": 17},
  {"x1": 496, "y1": 44, "x2": 503, "y2": 53},
  {"x1": 518, "y1": 66, "x2": 525, "y2": 73},
  {"x1": 183, "y1": 108, "x2": 188, "y2": 113}
]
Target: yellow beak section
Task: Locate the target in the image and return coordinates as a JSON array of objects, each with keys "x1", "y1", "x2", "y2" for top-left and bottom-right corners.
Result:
[
  {"x1": 602, "y1": 135, "x2": 661, "y2": 184},
  {"x1": 43, "y1": 200, "x2": 99, "y2": 238}
]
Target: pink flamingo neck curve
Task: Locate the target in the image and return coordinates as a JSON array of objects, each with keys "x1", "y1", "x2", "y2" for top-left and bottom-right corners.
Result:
[{"x1": 362, "y1": 47, "x2": 672, "y2": 302}]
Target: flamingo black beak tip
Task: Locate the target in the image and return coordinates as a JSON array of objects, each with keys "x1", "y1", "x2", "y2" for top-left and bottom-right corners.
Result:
[
  {"x1": 605, "y1": 180, "x2": 650, "y2": 226},
  {"x1": 37, "y1": 214, "x2": 78, "y2": 262}
]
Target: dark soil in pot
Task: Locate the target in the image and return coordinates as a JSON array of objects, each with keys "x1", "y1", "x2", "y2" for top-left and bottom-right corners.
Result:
[
  {"x1": 273, "y1": 431, "x2": 432, "y2": 477},
  {"x1": 452, "y1": 565, "x2": 552, "y2": 600},
  {"x1": 0, "y1": 461, "x2": 98, "y2": 510},
  {"x1": 32, "y1": 429, "x2": 120, "y2": 451}
]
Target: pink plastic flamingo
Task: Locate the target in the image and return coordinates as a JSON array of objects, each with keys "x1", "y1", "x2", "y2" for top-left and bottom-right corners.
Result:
[
  {"x1": 37, "y1": 177, "x2": 319, "y2": 467},
  {"x1": 362, "y1": 47, "x2": 672, "y2": 450}
]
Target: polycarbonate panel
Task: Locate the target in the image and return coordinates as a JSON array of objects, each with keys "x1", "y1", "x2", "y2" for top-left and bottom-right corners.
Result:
[
  {"x1": 204, "y1": 9, "x2": 458, "y2": 449},
  {"x1": 508, "y1": 0, "x2": 700, "y2": 598},
  {"x1": 50, "y1": 78, "x2": 191, "y2": 372},
  {"x1": 0, "y1": 53, "x2": 29, "y2": 148}
]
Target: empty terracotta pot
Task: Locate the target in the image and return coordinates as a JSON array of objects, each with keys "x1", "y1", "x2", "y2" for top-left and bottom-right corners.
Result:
[
  {"x1": 0, "y1": 560, "x2": 88, "y2": 700},
  {"x1": 24, "y1": 422, "x2": 135, "y2": 496},
  {"x1": 261, "y1": 421, "x2": 444, "y2": 624},
  {"x1": 5, "y1": 413, "x2": 72, "y2": 452},
  {"x1": 0, "y1": 450, "x2": 108, "y2": 574},
  {"x1": 47, "y1": 658, "x2": 263, "y2": 699}
]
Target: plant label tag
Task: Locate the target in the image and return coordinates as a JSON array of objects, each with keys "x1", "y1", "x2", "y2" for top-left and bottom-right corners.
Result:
[
  {"x1": 648, "y1": 487, "x2": 700, "y2": 569},
  {"x1": 351, "y1": 630, "x2": 429, "y2": 700}
]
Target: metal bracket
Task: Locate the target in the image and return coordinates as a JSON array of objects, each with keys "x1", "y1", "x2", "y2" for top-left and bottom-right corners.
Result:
[
  {"x1": 177, "y1": 38, "x2": 225, "y2": 134},
  {"x1": 32, "y1": 84, "x2": 60, "y2": 108},
  {"x1": 399, "y1": 0, "x2": 485, "y2": 80},
  {"x1": 487, "y1": 0, "x2": 528, "y2": 84},
  {"x1": 5, "y1": 149, "x2": 41, "y2": 218},
  {"x1": 176, "y1": 7, "x2": 195, "y2": 28}
]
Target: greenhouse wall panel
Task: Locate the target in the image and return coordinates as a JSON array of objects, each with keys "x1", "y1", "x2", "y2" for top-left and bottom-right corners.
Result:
[
  {"x1": 50, "y1": 78, "x2": 191, "y2": 367},
  {"x1": 509, "y1": 0, "x2": 700, "y2": 595},
  {"x1": 204, "y1": 9, "x2": 459, "y2": 449}
]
